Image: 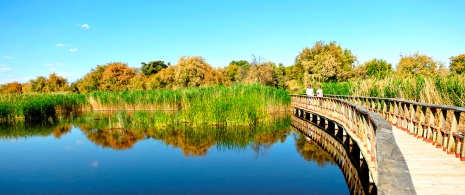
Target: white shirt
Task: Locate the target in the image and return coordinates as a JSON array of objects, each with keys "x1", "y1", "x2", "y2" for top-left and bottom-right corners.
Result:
[
  {"x1": 306, "y1": 88, "x2": 314, "y2": 97},
  {"x1": 316, "y1": 89, "x2": 323, "y2": 97}
]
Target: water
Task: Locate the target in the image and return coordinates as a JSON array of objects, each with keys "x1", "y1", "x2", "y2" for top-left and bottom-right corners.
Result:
[{"x1": 0, "y1": 114, "x2": 349, "y2": 194}]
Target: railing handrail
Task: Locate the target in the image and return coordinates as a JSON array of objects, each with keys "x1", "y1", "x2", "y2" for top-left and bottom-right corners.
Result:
[
  {"x1": 325, "y1": 95, "x2": 465, "y2": 112},
  {"x1": 291, "y1": 94, "x2": 415, "y2": 194}
]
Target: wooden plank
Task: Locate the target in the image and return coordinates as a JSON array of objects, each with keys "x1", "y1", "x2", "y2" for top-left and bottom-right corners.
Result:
[{"x1": 392, "y1": 126, "x2": 465, "y2": 194}]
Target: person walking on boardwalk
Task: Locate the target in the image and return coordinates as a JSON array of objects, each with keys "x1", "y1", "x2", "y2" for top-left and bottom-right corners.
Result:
[
  {"x1": 306, "y1": 85, "x2": 314, "y2": 102},
  {"x1": 316, "y1": 84, "x2": 323, "y2": 97}
]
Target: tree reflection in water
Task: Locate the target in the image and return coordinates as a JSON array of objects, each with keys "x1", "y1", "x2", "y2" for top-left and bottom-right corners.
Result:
[
  {"x1": 294, "y1": 132, "x2": 335, "y2": 167},
  {"x1": 72, "y1": 111, "x2": 293, "y2": 157},
  {"x1": 1, "y1": 112, "x2": 335, "y2": 163}
]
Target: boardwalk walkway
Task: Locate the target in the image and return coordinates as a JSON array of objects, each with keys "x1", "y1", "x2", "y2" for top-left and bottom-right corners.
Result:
[{"x1": 392, "y1": 126, "x2": 465, "y2": 195}]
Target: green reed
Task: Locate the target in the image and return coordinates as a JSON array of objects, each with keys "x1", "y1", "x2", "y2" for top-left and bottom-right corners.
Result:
[
  {"x1": 0, "y1": 93, "x2": 87, "y2": 123},
  {"x1": 89, "y1": 84, "x2": 290, "y2": 125}
]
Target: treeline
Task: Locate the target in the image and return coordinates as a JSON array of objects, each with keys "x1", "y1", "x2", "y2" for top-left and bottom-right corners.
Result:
[{"x1": 1, "y1": 41, "x2": 464, "y2": 99}]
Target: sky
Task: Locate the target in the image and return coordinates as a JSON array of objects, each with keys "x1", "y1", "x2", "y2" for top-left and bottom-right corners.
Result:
[{"x1": 0, "y1": 0, "x2": 464, "y2": 84}]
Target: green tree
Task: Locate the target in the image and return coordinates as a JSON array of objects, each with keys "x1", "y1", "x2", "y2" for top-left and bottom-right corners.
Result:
[
  {"x1": 295, "y1": 41, "x2": 356, "y2": 84},
  {"x1": 141, "y1": 61, "x2": 169, "y2": 76},
  {"x1": 224, "y1": 60, "x2": 250, "y2": 84},
  {"x1": 362, "y1": 58, "x2": 392, "y2": 78},
  {"x1": 397, "y1": 52, "x2": 441, "y2": 76},
  {"x1": 450, "y1": 54, "x2": 465, "y2": 74}
]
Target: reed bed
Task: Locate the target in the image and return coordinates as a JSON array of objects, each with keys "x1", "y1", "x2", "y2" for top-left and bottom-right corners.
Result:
[
  {"x1": 89, "y1": 84, "x2": 290, "y2": 125},
  {"x1": 0, "y1": 84, "x2": 290, "y2": 125},
  {"x1": 0, "y1": 93, "x2": 87, "y2": 123},
  {"x1": 345, "y1": 75, "x2": 465, "y2": 107}
]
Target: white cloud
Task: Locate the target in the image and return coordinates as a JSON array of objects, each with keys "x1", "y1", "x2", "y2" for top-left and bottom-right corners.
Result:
[
  {"x1": 80, "y1": 24, "x2": 90, "y2": 29},
  {"x1": 76, "y1": 140, "x2": 83, "y2": 144},
  {"x1": 0, "y1": 63, "x2": 7, "y2": 66},
  {"x1": 90, "y1": 160, "x2": 99, "y2": 167},
  {"x1": 0, "y1": 68, "x2": 12, "y2": 72},
  {"x1": 70, "y1": 48, "x2": 78, "y2": 52},
  {"x1": 54, "y1": 43, "x2": 68, "y2": 47},
  {"x1": 2, "y1": 56, "x2": 13, "y2": 59}
]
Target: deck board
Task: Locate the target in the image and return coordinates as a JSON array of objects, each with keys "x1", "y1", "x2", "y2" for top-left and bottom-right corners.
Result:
[{"x1": 392, "y1": 126, "x2": 465, "y2": 195}]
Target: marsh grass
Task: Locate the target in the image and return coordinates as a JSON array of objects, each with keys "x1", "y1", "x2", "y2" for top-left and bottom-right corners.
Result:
[
  {"x1": 89, "y1": 84, "x2": 290, "y2": 125},
  {"x1": 0, "y1": 84, "x2": 289, "y2": 125},
  {"x1": 0, "y1": 94, "x2": 87, "y2": 123}
]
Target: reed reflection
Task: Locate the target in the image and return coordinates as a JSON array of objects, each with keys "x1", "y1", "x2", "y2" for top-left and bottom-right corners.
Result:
[{"x1": 70, "y1": 111, "x2": 292, "y2": 157}]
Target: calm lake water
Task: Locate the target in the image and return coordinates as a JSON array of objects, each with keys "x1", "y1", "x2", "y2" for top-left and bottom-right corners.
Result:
[{"x1": 0, "y1": 114, "x2": 349, "y2": 194}]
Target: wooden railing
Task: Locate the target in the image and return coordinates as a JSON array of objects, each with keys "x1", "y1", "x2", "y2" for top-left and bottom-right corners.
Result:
[
  {"x1": 326, "y1": 95, "x2": 465, "y2": 161},
  {"x1": 291, "y1": 95, "x2": 415, "y2": 194}
]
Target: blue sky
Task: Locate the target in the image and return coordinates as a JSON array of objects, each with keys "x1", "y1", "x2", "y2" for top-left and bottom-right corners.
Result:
[{"x1": 0, "y1": 0, "x2": 464, "y2": 84}]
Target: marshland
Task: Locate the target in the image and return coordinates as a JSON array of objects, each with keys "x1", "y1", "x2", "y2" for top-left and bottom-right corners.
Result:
[{"x1": 1, "y1": 40, "x2": 464, "y2": 193}]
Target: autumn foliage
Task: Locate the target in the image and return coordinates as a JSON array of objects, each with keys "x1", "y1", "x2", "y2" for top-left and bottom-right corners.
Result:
[{"x1": 1, "y1": 41, "x2": 465, "y2": 95}]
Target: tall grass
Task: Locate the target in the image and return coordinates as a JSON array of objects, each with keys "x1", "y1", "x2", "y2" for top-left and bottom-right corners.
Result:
[
  {"x1": 0, "y1": 93, "x2": 87, "y2": 123},
  {"x1": 89, "y1": 84, "x2": 290, "y2": 125},
  {"x1": 328, "y1": 75, "x2": 465, "y2": 107},
  {"x1": 0, "y1": 84, "x2": 290, "y2": 125}
]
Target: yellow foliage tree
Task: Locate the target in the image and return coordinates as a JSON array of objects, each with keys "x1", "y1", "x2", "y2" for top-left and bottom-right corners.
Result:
[
  {"x1": 173, "y1": 56, "x2": 218, "y2": 88},
  {"x1": 396, "y1": 52, "x2": 442, "y2": 76},
  {"x1": 0, "y1": 82, "x2": 23, "y2": 94},
  {"x1": 450, "y1": 54, "x2": 465, "y2": 75},
  {"x1": 44, "y1": 73, "x2": 69, "y2": 93},
  {"x1": 100, "y1": 62, "x2": 136, "y2": 91},
  {"x1": 146, "y1": 66, "x2": 176, "y2": 90},
  {"x1": 296, "y1": 41, "x2": 356, "y2": 85}
]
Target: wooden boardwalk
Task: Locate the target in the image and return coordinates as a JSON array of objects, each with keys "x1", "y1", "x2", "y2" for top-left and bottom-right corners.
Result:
[{"x1": 392, "y1": 126, "x2": 465, "y2": 195}]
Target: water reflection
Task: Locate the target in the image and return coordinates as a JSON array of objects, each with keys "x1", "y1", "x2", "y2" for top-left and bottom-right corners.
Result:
[
  {"x1": 0, "y1": 112, "x2": 351, "y2": 194},
  {"x1": 294, "y1": 132, "x2": 335, "y2": 167},
  {"x1": 291, "y1": 115, "x2": 373, "y2": 195}
]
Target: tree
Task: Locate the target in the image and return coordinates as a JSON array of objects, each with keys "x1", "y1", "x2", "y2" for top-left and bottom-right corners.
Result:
[
  {"x1": 224, "y1": 60, "x2": 251, "y2": 84},
  {"x1": 100, "y1": 62, "x2": 136, "y2": 91},
  {"x1": 450, "y1": 54, "x2": 465, "y2": 74},
  {"x1": 44, "y1": 73, "x2": 69, "y2": 93},
  {"x1": 147, "y1": 66, "x2": 176, "y2": 90},
  {"x1": 361, "y1": 58, "x2": 392, "y2": 78},
  {"x1": 0, "y1": 82, "x2": 22, "y2": 94},
  {"x1": 174, "y1": 56, "x2": 217, "y2": 88},
  {"x1": 244, "y1": 62, "x2": 275, "y2": 86},
  {"x1": 141, "y1": 61, "x2": 169, "y2": 76},
  {"x1": 295, "y1": 41, "x2": 356, "y2": 84},
  {"x1": 396, "y1": 52, "x2": 441, "y2": 76},
  {"x1": 77, "y1": 65, "x2": 106, "y2": 93}
]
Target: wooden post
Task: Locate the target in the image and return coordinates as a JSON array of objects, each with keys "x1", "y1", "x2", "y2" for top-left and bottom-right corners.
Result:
[
  {"x1": 426, "y1": 107, "x2": 436, "y2": 143},
  {"x1": 418, "y1": 106, "x2": 426, "y2": 139},
  {"x1": 447, "y1": 111, "x2": 461, "y2": 154}
]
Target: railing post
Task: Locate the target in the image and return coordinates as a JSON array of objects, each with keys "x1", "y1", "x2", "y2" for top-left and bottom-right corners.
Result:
[
  {"x1": 440, "y1": 109, "x2": 448, "y2": 150},
  {"x1": 392, "y1": 101, "x2": 398, "y2": 125},
  {"x1": 428, "y1": 108, "x2": 437, "y2": 144},
  {"x1": 401, "y1": 103, "x2": 409, "y2": 131},
  {"x1": 447, "y1": 111, "x2": 461, "y2": 154},
  {"x1": 418, "y1": 106, "x2": 426, "y2": 139},
  {"x1": 396, "y1": 102, "x2": 402, "y2": 128}
]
